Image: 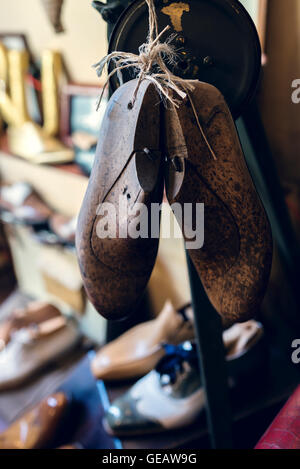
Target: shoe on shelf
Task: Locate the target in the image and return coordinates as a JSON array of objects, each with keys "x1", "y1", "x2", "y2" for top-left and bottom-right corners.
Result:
[
  {"x1": 0, "y1": 314, "x2": 81, "y2": 391},
  {"x1": 91, "y1": 301, "x2": 194, "y2": 381},
  {"x1": 224, "y1": 320, "x2": 265, "y2": 380},
  {"x1": 224, "y1": 320, "x2": 264, "y2": 359},
  {"x1": 103, "y1": 342, "x2": 204, "y2": 436},
  {"x1": 91, "y1": 302, "x2": 263, "y2": 383},
  {"x1": 76, "y1": 79, "x2": 164, "y2": 321},
  {"x1": 49, "y1": 214, "x2": 77, "y2": 245},
  {"x1": 165, "y1": 81, "x2": 273, "y2": 327},
  {"x1": 0, "y1": 392, "x2": 68, "y2": 449},
  {"x1": 0, "y1": 181, "x2": 52, "y2": 226},
  {"x1": 103, "y1": 320, "x2": 265, "y2": 436},
  {"x1": 0, "y1": 301, "x2": 62, "y2": 346}
]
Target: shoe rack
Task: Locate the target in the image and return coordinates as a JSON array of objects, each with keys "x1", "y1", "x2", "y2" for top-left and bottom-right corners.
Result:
[
  {"x1": 97, "y1": 0, "x2": 300, "y2": 450},
  {"x1": 0, "y1": 151, "x2": 109, "y2": 345}
]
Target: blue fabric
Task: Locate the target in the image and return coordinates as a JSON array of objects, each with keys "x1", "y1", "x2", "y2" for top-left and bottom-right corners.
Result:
[{"x1": 155, "y1": 343, "x2": 199, "y2": 383}]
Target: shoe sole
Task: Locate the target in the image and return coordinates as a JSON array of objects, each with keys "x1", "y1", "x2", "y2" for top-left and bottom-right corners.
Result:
[{"x1": 165, "y1": 81, "x2": 273, "y2": 326}]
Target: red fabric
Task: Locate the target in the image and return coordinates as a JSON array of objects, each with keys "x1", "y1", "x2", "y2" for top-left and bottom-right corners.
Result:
[{"x1": 255, "y1": 385, "x2": 300, "y2": 449}]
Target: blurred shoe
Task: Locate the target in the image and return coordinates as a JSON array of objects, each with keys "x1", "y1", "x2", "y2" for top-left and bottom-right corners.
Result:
[
  {"x1": 33, "y1": 215, "x2": 77, "y2": 247},
  {"x1": 0, "y1": 392, "x2": 68, "y2": 449},
  {"x1": 49, "y1": 214, "x2": 77, "y2": 245},
  {"x1": 7, "y1": 122, "x2": 73, "y2": 164},
  {"x1": 91, "y1": 303, "x2": 262, "y2": 382},
  {"x1": 224, "y1": 320, "x2": 264, "y2": 359},
  {"x1": 91, "y1": 301, "x2": 194, "y2": 381},
  {"x1": 0, "y1": 182, "x2": 52, "y2": 226},
  {"x1": 224, "y1": 320, "x2": 265, "y2": 380},
  {"x1": 104, "y1": 342, "x2": 204, "y2": 436},
  {"x1": 0, "y1": 316, "x2": 80, "y2": 390},
  {"x1": 104, "y1": 321, "x2": 264, "y2": 436},
  {"x1": 0, "y1": 301, "x2": 62, "y2": 346}
]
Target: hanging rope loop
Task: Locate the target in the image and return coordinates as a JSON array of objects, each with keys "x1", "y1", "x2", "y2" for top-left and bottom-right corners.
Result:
[
  {"x1": 94, "y1": 0, "x2": 217, "y2": 160},
  {"x1": 94, "y1": 0, "x2": 194, "y2": 109}
]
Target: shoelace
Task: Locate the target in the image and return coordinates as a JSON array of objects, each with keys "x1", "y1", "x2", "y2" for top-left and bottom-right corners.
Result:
[
  {"x1": 177, "y1": 303, "x2": 192, "y2": 322},
  {"x1": 155, "y1": 342, "x2": 199, "y2": 384}
]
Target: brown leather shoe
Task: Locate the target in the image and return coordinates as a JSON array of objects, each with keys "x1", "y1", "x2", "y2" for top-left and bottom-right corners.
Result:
[
  {"x1": 0, "y1": 301, "x2": 62, "y2": 346},
  {"x1": 91, "y1": 301, "x2": 194, "y2": 381},
  {"x1": 165, "y1": 81, "x2": 272, "y2": 327},
  {"x1": 76, "y1": 79, "x2": 163, "y2": 321},
  {"x1": 0, "y1": 392, "x2": 68, "y2": 449},
  {"x1": 224, "y1": 320, "x2": 264, "y2": 358},
  {"x1": 0, "y1": 182, "x2": 52, "y2": 226},
  {"x1": 49, "y1": 214, "x2": 77, "y2": 245}
]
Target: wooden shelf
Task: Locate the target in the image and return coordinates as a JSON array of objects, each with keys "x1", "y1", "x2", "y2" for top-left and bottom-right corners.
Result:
[{"x1": 0, "y1": 149, "x2": 88, "y2": 218}]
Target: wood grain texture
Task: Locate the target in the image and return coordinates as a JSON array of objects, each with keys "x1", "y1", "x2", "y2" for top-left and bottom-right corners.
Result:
[
  {"x1": 165, "y1": 81, "x2": 273, "y2": 327},
  {"x1": 76, "y1": 80, "x2": 163, "y2": 321}
]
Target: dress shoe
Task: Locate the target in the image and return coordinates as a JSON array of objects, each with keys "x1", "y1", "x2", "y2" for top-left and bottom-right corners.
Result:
[
  {"x1": 76, "y1": 79, "x2": 163, "y2": 321},
  {"x1": 104, "y1": 342, "x2": 204, "y2": 436},
  {"x1": 104, "y1": 321, "x2": 264, "y2": 436},
  {"x1": 225, "y1": 320, "x2": 266, "y2": 381},
  {"x1": 165, "y1": 81, "x2": 273, "y2": 327},
  {"x1": 92, "y1": 300, "x2": 262, "y2": 383},
  {"x1": 0, "y1": 182, "x2": 52, "y2": 226},
  {"x1": 224, "y1": 320, "x2": 264, "y2": 358},
  {"x1": 33, "y1": 214, "x2": 77, "y2": 247},
  {"x1": 91, "y1": 301, "x2": 194, "y2": 381},
  {"x1": 7, "y1": 122, "x2": 73, "y2": 164},
  {"x1": 0, "y1": 301, "x2": 62, "y2": 346},
  {"x1": 0, "y1": 316, "x2": 80, "y2": 390},
  {"x1": 0, "y1": 392, "x2": 68, "y2": 449},
  {"x1": 48, "y1": 214, "x2": 77, "y2": 245}
]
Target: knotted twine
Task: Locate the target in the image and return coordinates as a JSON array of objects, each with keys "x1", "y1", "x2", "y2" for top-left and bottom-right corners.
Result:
[{"x1": 94, "y1": 0, "x2": 216, "y2": 160}]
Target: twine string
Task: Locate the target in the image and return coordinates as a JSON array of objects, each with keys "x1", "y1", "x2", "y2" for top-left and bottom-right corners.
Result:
[
  {"x1": 94, "y1": 0, "x2": 216, "y2": 160},
  {"x1": 94, "y1": 0, "x2": 193, "y2": 109}
]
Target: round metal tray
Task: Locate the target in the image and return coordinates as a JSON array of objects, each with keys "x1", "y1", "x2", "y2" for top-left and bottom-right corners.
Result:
[{"x1": 109, "y1": 0, "x2": 261, "y2": 118}]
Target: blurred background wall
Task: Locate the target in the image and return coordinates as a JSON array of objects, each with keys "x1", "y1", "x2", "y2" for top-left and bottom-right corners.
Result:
[
  {"x1": 0, "y1": 0, "x2": 107, "y2": 83},
  {"x1": 259, "y1": 0, "x2": 300, "y2": 184}
]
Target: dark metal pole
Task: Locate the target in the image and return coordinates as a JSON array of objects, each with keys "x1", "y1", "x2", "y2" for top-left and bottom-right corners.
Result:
[{"x1": 186, "y1": 254, "x2": 233, "y2": 449}]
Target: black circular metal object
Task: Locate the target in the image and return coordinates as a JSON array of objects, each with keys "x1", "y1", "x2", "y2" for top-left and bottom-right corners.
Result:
[{"x1": 108, "y1": 0, "x2": 261, "y2": 119}]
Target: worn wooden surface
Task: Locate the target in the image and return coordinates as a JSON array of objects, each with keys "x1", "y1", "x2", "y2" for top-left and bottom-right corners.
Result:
[{"x1": 165, "y1": 81, "x2": 273, "y2": 327}]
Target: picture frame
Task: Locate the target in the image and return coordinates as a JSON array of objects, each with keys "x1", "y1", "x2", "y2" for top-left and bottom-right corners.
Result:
[{"x1": 60, "y1": 83, "x2": 108, "y2": 174}]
